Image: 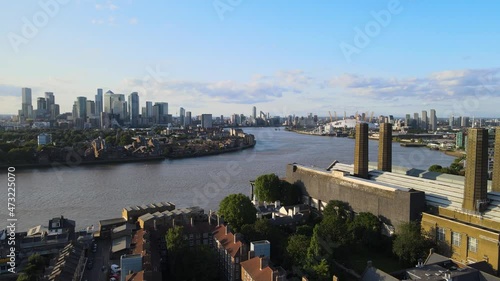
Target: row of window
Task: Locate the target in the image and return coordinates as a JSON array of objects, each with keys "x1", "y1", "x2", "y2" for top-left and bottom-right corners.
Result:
[{"x1": 437, "y1": 228, "x2": 477, "y2": 253}]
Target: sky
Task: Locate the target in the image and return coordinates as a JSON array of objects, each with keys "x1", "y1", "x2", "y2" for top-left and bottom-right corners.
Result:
[{"x1": 1, "y1": 0, "x2": 499, "y2": 118}]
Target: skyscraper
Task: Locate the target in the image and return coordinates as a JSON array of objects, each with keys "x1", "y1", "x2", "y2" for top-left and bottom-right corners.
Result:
[
  {"x1": 95, "y1": 88, "x2": 103, "y2": 114},
  {"x1": 45, "y1": 92, "x2": 54, "y2": 108},
  {"x1": 179, "y1": 107, "x2": 185, "y2": 126},
  {"x1": 21, "y1": 87, "x2": 33, "y2": 119},
  {"x1": 413, "y1": 113, "x2": 419, "y2": 128},
  {"x1": 421, "y1": 110, "x2": 428, "y2": 130},
  {"x1": 128, "y1": 92, "x2": 139, "y2": 126},
  {"x1": 430, "y1": 109, "x2": 437, "y2": 131},
  {"x1": 86, "y1": 100, "x2": 96, "y2": 117},
  {"x1": 36, "y1": 97, "x2": 47, "y2": 118},
  {"x1": 449, "y1": 115, "x2": 454, "y2": 129},
  {"x1": 76, "y1": 96, "x2": 87, "y2": 119},
  {"x1": 201, "y1": 114, "x2": 213, "y2": 128},
  {"x1": 103, "y1": 90, "x2": 114, "y2": 113},
  {"x1": 185, "y1": 111, "x2": 192, "y2": 126},
  {"x1": 253, "y1": 106, "x2": 257, "y2": 122},
  {"x1": 146, "y1": 101, "x2": 153, "y2": 118}
]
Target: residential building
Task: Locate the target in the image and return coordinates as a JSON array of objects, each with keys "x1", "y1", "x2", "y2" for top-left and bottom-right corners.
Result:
[
  {"x1": 120, "y1": 254, "x2": 143, "y2": 281},
  {"x1": 86, "y1": 100, "x2": 96, "y2": 117},
  {"x1": 185, "y1": 111, "x2": 192, "y2": 126},
  {"x1": 47, "y1": 242, "x2": 86, "y2": 281},
  {"x1": 213, "y1": 224, "x2": 248, "y2": 281},
  {"x1": 146, "y1": 101, "x2": 153, "y2": 118},
  {"x1": 76, "y1": 96, "x2": 87, "y2": 120},
  {"x1": 21, "y1": 87, "x2": 33, "y2": 119},
  {"x1": 240, "y1": 256, "x2": 286, "y2": 281},
  {"x1": 38, "y1": 133, "x2": 52, "y2": 145},
  {"x1": 421, "y1": 110, "x2": 428, "y2": 130}
]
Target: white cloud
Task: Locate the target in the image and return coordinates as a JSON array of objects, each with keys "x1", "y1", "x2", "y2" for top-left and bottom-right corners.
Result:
[{"x1": 129, "y1": 17, "x2": 138, "y2": 25}]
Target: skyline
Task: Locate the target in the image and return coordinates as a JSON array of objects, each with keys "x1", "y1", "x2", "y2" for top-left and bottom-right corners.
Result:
[{"x1": 1, "y1": 1, "x2": 500, "y2": 117}]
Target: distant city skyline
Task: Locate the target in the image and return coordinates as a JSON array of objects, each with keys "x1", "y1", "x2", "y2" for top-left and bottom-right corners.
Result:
[{"x1": 1, "y1": 1, "x2": 500, "y2": 116}]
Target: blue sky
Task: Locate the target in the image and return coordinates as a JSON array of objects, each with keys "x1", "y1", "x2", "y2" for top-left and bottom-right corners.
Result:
[{"x1": 1, "y1": 0, "x2": 499, "y2": 117}]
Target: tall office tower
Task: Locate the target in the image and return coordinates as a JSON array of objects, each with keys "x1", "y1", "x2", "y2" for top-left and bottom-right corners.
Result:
[
  {"x1": 179, "y1": 107, "x2": 185, "y2": 126},
  {"x1": 413, "y1": 113, "x2": 419, "y2": 128},
  {"x1": 86, "y1": 100, "x2": 96, "y2": 117},
  {"x1": 76, "y1": 96, "x2": 87, "y2": 119},
  {"x1": 430, "y1": 109, "x2": 437, "y2": 131},
  {"x1": 152, "y1": 103, "x2": 163, "y2": 124},
  {"x1": 421, "y1": 110, "x2": 428, "y2": 130},
  {"x1": 21, "y1": 87, "x2": 33, "y2": 119},
  {"x1": 201, "y1": 114, "x2": 213, "y2": 128},
  {"x1": 462, "y1": 128, "x2": 489, "y2": 212},
  {"x1": 36, "y1": 97, "x2": 47, "y2": 118},
  {"x1": 231, "y1": 114, "x2": 238, "y2": 125},
  {"x1": 354, "y1": 123, "x2": 369, "y2": 179},
  {"x1": 378, "y1": 123, "x2": 392, "y2": 172},
  {"x1": 95, "y1": 88, "x2": 103, "y2": 114},
  {"x1": 185, "y1": 111, "x2": 192, "y2": 126},
  {"x1": 253, "y1": 106, "x2": 257, "y2": 121},
  {"x1": 45, "y1": 92, "x2": 54, "y2": 108},
  {"x1": 103, "y1": 90, "x2": 114, "y2": 113},
  {"x1": 50, "y1": 104, "x2": 60, "y2": 120},
  {"x1": 158, "y1": 102, "x2": 168, "y2": 116},
  {"x1": 449, "y1": 115, "x2": 454, "y2": 129},
  {"x1": 146, "y1": 101, "x2": 153, "y2": 118},
  {"x1": 405, "y1": 114, "x2": 411, "y2": 128},
  {"x1": 462, "y1": 116, "x2": 470, "y2": 128},
  {"x1": 128, "y1": 92, "x2": 139, "y2": 126},
  {"x1": 492, "y1": 128, "x2": 500, "y2": 192}
]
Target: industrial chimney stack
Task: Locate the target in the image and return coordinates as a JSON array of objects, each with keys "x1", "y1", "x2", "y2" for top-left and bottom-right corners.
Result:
[
  {"x1": 462, "y1": 128, "x2": 489, "y2": 212},
  {"x1": 354, "y1": 123, "x2": 369, "y2": 179},
  {"x1": 378, "y1": 123, "x2": 392, "y2": 172}
]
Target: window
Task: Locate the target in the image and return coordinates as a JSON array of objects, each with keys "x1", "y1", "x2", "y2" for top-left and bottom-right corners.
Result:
[
  {"x1": 452, "y1": 232, "x2": 461, "y2": 247},
  {"x1": 468, "y1": 237, "x2": 477, "y2": 253},
  {"x1": 437, "y1": 227, "x2": 445, "y2": 242}
]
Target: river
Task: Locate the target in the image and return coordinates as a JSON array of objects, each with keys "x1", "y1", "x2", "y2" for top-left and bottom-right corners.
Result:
[{"x1": 0, "y1": 127, "x2": 455, "y2": 231}]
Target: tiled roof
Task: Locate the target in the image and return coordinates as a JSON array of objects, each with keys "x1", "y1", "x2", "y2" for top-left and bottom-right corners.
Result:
[
  {"x1": 240, "y1": 257, "x2": 274, "y2": 281},
  {"x1": 213, "y1": 225, "x2": 243, "y2": 258}
]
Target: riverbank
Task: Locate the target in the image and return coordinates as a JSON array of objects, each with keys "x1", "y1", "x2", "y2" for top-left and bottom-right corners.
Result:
[
  {"x1": 0, "y1": 142, "x2": 256, "y2": 169},
  {"x1": 444, "y1": 150, "x2": 466, "y2": 158}
]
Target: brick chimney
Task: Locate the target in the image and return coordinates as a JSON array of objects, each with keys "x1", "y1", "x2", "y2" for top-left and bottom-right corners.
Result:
[
  {"x1": 378, "y1": 122, "x2": 392, "y2": 172},
  {"x1": 463, "y1": 128, "x2": 488, "y2": 212},
  {"x1": 354, "y1": 123, "x2": 369, "y2": 178},
  {"x1": 493, "y1": 128, "x2": 500, "y2": 192}
]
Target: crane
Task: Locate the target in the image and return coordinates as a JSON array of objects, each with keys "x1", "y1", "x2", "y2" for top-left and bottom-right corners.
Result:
[{"x1": 328, "y1": 111, "x2": 333, "y2": 123}]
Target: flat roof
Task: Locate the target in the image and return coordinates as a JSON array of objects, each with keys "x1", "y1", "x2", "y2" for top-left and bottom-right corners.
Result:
[
  {"x1": 99, "y1": 218, "x2": 126, "y2": 226},
  {"x1": 302, "y1": 162, "x2": 500, "y2": 222}
]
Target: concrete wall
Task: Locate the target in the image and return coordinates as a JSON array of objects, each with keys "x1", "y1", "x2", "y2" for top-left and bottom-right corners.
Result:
[{"x1": 285, "y1": 164, "x2": 426, "y2": 228}]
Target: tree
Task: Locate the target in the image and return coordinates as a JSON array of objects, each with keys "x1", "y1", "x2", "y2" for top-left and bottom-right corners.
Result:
[
  {"x1": 118, "y1": 134, "x2": 132, "y2": 146},
  {"x1": 16, "y1": 273, "x2": 31, "y2": 281},
  {"x1": 280, "y1": 181, "x2": 301, "y2": 206},
  {"x1": 219, "y1": 193, "x2": 256, "y2": 232},
  {"x1": 310, "y1": 259, "x2": 330, "y2": 281},
  {"x1": 286, "y1": 234, "x2": 310, "y2": 267},
  {"x1": 393, "y1": 221, "x2": 434, "y2": 265},
  {"x1": 254, "y1": 174, "x2": 281, "y2": 202},
  {"x1": 428, "y1": 164, "x2": 443, "y2": 172},
  {"x1": 166, "y1": 226, "x2": 186, "y2": 278},
  {"x1": 350, "y1": 212, "x2": 381, "y2": 249}
]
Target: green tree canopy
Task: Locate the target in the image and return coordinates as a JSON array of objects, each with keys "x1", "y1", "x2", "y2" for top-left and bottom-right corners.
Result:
[
  {"x1": 280, "y1": 180, "x2": 301, "y2": 206},
  {"x1": 219, "y1": 193, "x2": 256, "y2": 232},
  {"x1": 393, "y1": 221, "x2": 434, "y2": 265},
  {"x1": 254, "y1": 173, "x2": 281, "y2": 202},
  {"x1": 286, "y1": 234, "x2": 311, "y2": 268},
  {"x1": 350, "y1": 212, "x2": 381, "y2": 249}
]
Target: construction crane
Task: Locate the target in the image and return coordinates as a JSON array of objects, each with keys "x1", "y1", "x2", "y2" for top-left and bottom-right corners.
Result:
[
  {"x1": 344, "y1": 111, "x2": 346, "y2": 120},
  {"x1": 355, "y1": 111, "x2": 359, "y2": 121},
  {"x1": 369, "y1": 111, "x2": 374, "y2": 123},
  {"x1": 328, "y1": 111, "x2": 333, "y2": 123}
]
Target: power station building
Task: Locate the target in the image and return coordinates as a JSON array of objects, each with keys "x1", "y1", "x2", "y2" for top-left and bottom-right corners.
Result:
[{"x1": 286, "y1": 125, "x2": 500, "y2": 273}]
